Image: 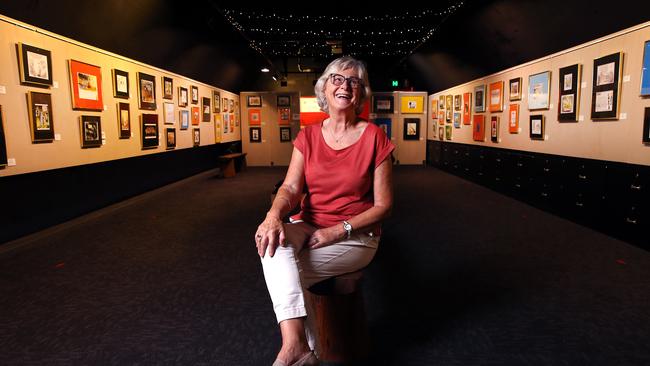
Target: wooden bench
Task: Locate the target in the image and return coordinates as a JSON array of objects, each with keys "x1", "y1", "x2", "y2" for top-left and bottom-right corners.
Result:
[{"x1": 217, "y1": 152, "x2": 247, "y2": 178}]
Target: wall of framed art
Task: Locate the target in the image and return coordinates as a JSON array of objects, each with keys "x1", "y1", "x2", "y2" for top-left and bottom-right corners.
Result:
[{"x1": 429, "y1": 21, "x2": 650, "y2": 166}]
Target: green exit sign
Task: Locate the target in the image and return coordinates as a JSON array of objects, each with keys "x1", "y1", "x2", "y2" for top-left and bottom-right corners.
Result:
[{"x1": 391, "y1": 80, "x2": 399, "y2": 87}]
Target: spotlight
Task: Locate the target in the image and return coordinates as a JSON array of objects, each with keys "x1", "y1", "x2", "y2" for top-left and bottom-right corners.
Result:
[{"x1": 261, "y1": 67, "x2": 270, "y2": 72}]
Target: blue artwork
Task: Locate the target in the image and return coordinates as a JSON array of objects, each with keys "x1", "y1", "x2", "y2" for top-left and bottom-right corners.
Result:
[
  {"x1": 374, "y1": 118, "x2": 392, "y2": 139},
  {"x1": 641, "y1": 40, "x2": 650, "y2": 96}
]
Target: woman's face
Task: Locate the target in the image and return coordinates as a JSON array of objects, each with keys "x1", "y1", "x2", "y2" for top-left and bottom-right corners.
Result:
[{"x1": 324, "y1": 67, "x2": 362, "y2": 113}]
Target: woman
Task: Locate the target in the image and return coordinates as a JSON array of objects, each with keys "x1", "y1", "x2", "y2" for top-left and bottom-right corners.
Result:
[{"x1": 255, "y1": 56, "x2": 394, "y2": 366}]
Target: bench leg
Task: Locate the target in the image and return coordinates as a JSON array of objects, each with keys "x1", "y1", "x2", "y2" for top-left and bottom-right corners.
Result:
[{"x1": 222, "y1": 159, "x2": 236, "y2": 178}]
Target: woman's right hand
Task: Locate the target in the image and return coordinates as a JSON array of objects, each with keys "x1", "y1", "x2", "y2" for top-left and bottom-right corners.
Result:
[{"x1": 255, "y1": 213, "x2": 286, "y2": 258}]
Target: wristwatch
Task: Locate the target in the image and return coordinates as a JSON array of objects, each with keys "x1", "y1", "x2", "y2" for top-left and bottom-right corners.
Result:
[{"x1": 342, "y1": 220, "x2": 353, "y2": 239}]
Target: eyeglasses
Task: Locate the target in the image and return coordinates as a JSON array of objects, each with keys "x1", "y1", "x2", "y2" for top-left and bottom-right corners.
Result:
[{"x1": 329, "y1": 73, "x2": 363, "y2": 89}]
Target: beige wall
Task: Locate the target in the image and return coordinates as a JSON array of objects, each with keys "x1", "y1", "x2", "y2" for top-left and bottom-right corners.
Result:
[{"x1": 429, "y1": 21, "x2": 650, "y2": 166}]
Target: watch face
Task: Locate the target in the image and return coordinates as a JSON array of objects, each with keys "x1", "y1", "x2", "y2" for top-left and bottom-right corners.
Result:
[{"x1": 344, "y1": 222, "x2": 352, "y2": 230}]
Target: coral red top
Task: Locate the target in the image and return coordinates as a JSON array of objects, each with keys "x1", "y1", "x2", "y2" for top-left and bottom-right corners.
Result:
[{"x1": 291, "y1": 121, "x2": 395, "y2": 232}]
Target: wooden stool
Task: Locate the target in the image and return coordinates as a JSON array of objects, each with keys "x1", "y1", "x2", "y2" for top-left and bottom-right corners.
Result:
[
  {"x1": 217, "y1": 152, "x2": 247, "y2": 178},
  {"x1": 308, "y1": 271, "x2": 370, "y2": 365}
]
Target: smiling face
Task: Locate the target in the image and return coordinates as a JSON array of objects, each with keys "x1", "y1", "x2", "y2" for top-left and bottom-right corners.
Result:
[{"x1": 324, "y1": 68, "x2": 362, "y2": 114}]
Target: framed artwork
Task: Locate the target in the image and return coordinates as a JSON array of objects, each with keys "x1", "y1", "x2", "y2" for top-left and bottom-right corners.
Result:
[
  {"x1": 112, "y1": 69, "x2": 129, "y2": 99},
  {"x1": 222, "y1": 97, "x2": 228, "y2": 112},
  {"x1": 213, "y1": 91, "x2": 221, "y2": 113},
  {"x1": 643, "y1": 107, "x2": 650, "y2": 143},
  {"x1": 453, "y1": 112, "x2": 461, "y2": 128},
  {"x1": 250, "y1": 126, "x2": 262, "y2": 143},
  {"x1": 117, "y1": 102, "x2": 131, "y2": 139},
  {"x1": 438, "y1": 126, "x2": 444, "y2": 141},
  {"x1": 0, "y1": 106, "x2": 6, "y2": 167},
  {"x1": 445, "y1": 95, "x2": 453, "y2": 111},
  {"x1": 446, "y1": 109, "x2": 452, "y2": 123},
  {"x1": 214, "y1": 114, "x2": 222, "y2": 143},
  {"x1": 401, "y1": 96, "x2": 424, "y2": 114},
  {"x1": 193, "y1": 128, "x2": 200, "y2": 147},
  {"x1": 229, "y1": 115, "x2": 235, "y2": 132},
  {"x1": 372, "y1": 95, "x2": 394, "y2": 113},
  {"x1": 462, "y1": 92, "x2": 472, "y2": 125},
  {"x1": 279, "y1": 107, "x2": 290, "y2": 125},
  {"x1": 508, "y1": 103, "x2": 520, "y2": 134},
  {"x1": 454, "y1": 95, "x2": 461, "y2": 111},
  {"x1": 166, "y1": 128, "x2": 176, "y2": 149},
  {"x1": 178, "y1": 87, "x2": 188, "y2": 107},
  {"x1": 445, "y1": 125, "x2": 452, "y2": 140},
  {"x1": 247, "y1": 95, "x2": 262, "y2": 107},
  {"x1": 228, "y1": 99, "x2": 235, "y2": 113},
  {"x1": 489, "y1": 81, "x2": 504, "y2": 112},
  {"x1": 137, "y1": 72, "x2": 156, "y2": 110},
  {"x1": 27, "y1": 91, "x2": 55, "y2": 142},
  {"x1": 277, "y1": 95, "x2": 291, "y2": 107},
  {"x1": 474, "y1": 85, "x2": 486, "y2": 113},
  {"x1": 79, "y1": 115, "x2": 102, "y2": 148},
  {"x1": 438, "y1": 111, "x2": 445, "y2": 125},
  {"x1": 438, "y1": 95, "x2": 445, "y2": 110},
  {"x1": 69, "y1": 60, "x2": 103, "y2": 111},
  {"x1": 162, "y1": 77, "x2": 173, "y2": 100},
  {"x1": 191, "y1": 86, "x2": 199, "y2": 104},
  {"x1": 509, "y1": 77, "x2": 522, "y2": 101},
  {"x1": 374, "y1": 118, "x2": 392, "y2": 138},
  {"x1": 490, "y1": 115, "x2": 499, "y2": 143},
  {"x1": 472, "y1": 114, "x2": 485, "y2": 142},
  {"x1": 180, "y1": 110, "x2": 190, "y2": 130},
  {"x1": 641, "y1": 41, "x2": 650, "y2": 97},
  {"x1": 223, "y1": 113, "x2": 229, "y2": 133},
  {"x1": 202, "y1": 97, "x2": 211, "y2": 122},
  {"x1": 591, "y1": 52, "x2": 623, "y2": 120},
  {"x1": 164, "y1": 102, "x2": 175, "y2": 125},
  {"x1": 403, "y1": 118, "x2": 420, "y2": 140},
  {"x1": 528, "y1": 71, "x2": 551, "y2": 110},
  {"x1": 558, "y1": 64, "x2": 582, "y2": 122},
  {"x1": 249, "y1": 108, "x2": 261, "y2": 126},
  {"x1": 191, "y1": 106, "x2": 200, "y2": 125},
  {"x1": 529, "y1": 114, "x2": 545, "y2": 140},
  {"x1": 430, "y1": 98, "x2": 438, "y2": 120},
  {"x1": 280, "y1": 126, "x2": 291, "y2": 142},
  {"x1": 141, "y1": 113, "x2": 159, "y2": 149},
  {"x1": 17, "y1": 43, "x2": 53, "y2": 87}
]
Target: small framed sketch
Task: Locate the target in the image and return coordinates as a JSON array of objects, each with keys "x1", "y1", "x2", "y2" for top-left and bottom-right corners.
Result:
[
  {"x1": 69, "y1": 60, "x2": 103, "y2": 111},
  {"x1": 191, "y1": 106, "x2": 200, "y2": 125},
  {"x1": 117, "y1": 102, "x2": 131, "y2": 139},
  {"x1": 489, "y1": 81, "x2": 504, "y2": 112},
  {"x1": 250, "y1": 126, "x2": 262, "y2": 142},
  {"x1": 166, "y1": 128, "x2": 176, "y2": 149},
  {"x1": 445, "y1": 125, "x2": 452, "y2": 140},
  {"x1": 643, "y1": 107, "x2": 650, "y2": 143},
  {"x1": 445, "y1": 95, "x2": 453, "y2": 111},
  {"x1": 453, "y1": 112, "x2": 461, "y2": 128},
  {"x1": 213, "y1": 91, "x2": 221, "y2": 113},
  {"x1": 279, "y1": 107, "x2": 290, "y2": 125},
  {"x1": 528, "y1": 71, "x2": 551, "y2": 110},
  {"x1": 17, "y1": 43, "x2": 53, "y2": 87},
  {"x1": 454, "y1": 95, "x2": 461, "y2": 111},
  {"x1": 141, "y1": 113, "x2": 159, "y2": 149},
  {"x1": 178, "y1": 86, "x2": 188, "y2": 107},
  {"x1": 222, "y1": 97, "x2": 228, "y2": 112},
  {"x1": 472, "y1": 114, "x2": 485, "y2": 142},
  {"x1": 180, "y1": 110, "x2": 190, "y2": 130},
  {"x1": 508, "y1": 104, "x2": 520, "y2": 134},
  {"x1": 162, "y1": 76, "x2": 173, "y2": 100},
  {"x1": 430, "y1": 98, "x2": 438, "y2": 119},
  {"x1": 223, "y1": 114, "x2": 229, "y2": 133},
  {"x1": 79, "y1": 115, "x2": 102, "y2": 148},
  {"x1": 228, "y1": 99, "x2": 235, "y2": 113},
  {"x1": 277, "y1": 95, "x2": 291, "y2": 107},
  {"x1": 191, "y1": 85, "x2": 199, "y2": 104},
  {"x1": 438, "y1": 126, "x2": 444, "y2": 141},
  {"x1": 438, "y1": 95, "x2": 445, "y2": 110},
  {"x1": 558, "y1": 64, "x2": 582, "y2": 122},
  {"x1": 372, "y1": 95, "x2": 394, "y2": 113},
  {"x1": 509, "y1": 77, "x2": 522, "y2": 101},
  {"x1": 193, "y1": 128, "x2": 200, "y2": 147},
  {"x1": 462, "y1": 92, "x2": 472, "y2": 124},
  {"x1": 137, "y1": 72, "x2": 156, "y2": 110},
  {"x1": 249, "y1": 109, "x2": 261, "y2": 126},
  {"x1": 202, "y1": 97, "x2": 211, "y2": 122},
  {"x1": 490, "y1": 115, "x2": 499, "y2": 143},
  {"x1": 530, "y1": 114, "x2": 545, "y2": 140},
  {"x1": 374, "y1": 118, "x2": 392, "y2": 138},
  {"x1": 0, "y1": 106, "x2": 6, "y2": 167},
  {"x1": 641, "y1": 41, "x2": 650, "y2": 97},
  {"x1": 112, "y1": 69, "x2": 129, "y2": 98},
  {"x1": 401, "y1": 96, "x2": 424, "y2": 114},
  {"x1": 591, "y1": 52, "x2": 623, "y2": 120},
  {"x1": 474, "y1": 85, "x2": 486, "y2": 113},
  {"x1": 403, "y1": 118, "x2": 420, "y2": 140},
  {"x1": 280, "y1": 126, "x2": 291, "y2": 142},
  {"x1": 247, "y1": 95, "x2": 262, "y2": 107},
  {"x1": 164, "y1": 102, "x2": 175, "y2": 125},
  {"x1": 27, "y1": 91, "x2": 55, "y2": 142}
]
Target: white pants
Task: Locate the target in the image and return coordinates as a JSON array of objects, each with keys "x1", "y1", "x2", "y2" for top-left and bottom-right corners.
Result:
[{"x1": 260, "y1": 221, "x2": 379, "y2": 349}]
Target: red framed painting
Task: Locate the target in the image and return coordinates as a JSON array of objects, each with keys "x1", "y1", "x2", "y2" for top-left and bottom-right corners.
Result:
[
  {"x1": 472, "y1": 114, "x2": 486, "y2": 142},
  {"x1": 279, "y1": 107, "x2": 290, "y2": 126},
  {"x1": 68, "y1": 59, "x2": 103, "y2": 111},
  {"x1": 489, "y1": 80, "x2": 504, "y2": 112},
  {"x1": 508, "y1": 104, "x2": 520, "y2": 134},
  {"x1": 462, "y1": 92, "x2": 472, "y2": 125},
  {"x1": 249, "y1": 108, "x2": 261, "y2": 126}
]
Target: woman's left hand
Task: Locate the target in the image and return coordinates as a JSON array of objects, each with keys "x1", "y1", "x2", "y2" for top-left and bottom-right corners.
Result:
[{"x1": 307, "y1": 226, "x2": 343, "y2": 249}]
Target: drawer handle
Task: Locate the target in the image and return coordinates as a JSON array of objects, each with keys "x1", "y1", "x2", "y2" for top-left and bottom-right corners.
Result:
[
  {"x1": 626, "y1": 218, "x2": 637, "y2": 224},
  {"x1": 496, "y1": 158, "x2": 501, "y2": 162},
  {"x1": 517, "y1": 163, "x2": 523, "y2": 167},
  {"x1": 515, "y1": 183, "x2": 521, "y2": 188},
  {"x1": 543, "y1": 168, "x2": 550, "y2": 172},
  {"x1": 541, "y1": 192, "x2": 548, "y2": 197},
  {"x1": 575, "y1": 202, "x2": 584, "y2": 207},
  {"x1": 578, "y1": 174, "x2": 587, "y2": 179},
  {"x1": 631, "y1": 184, "x2": 641, "y2": 190}
]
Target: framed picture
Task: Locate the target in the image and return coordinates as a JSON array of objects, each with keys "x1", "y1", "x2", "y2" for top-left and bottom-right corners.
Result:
[
  {"x1": 79, "y1": 115, "x2": 102, "y2": 148},
  {"x1": 438, "y1": 111, "x2": 445, "y2": 125},
  {"x1": 438, "y1": 126, "x2": 444, "y2": 141},
  {"x1": 438, "y1": 95, "x2": 445, "y2": 110},
  {"x1": 27, "y1": 91, "x2": 55, "y2": 142},
  {"x1": 214, "y1": 114, "x2": 222, "y2": 143},
  {"x1": 472, "y1": 114, "x2": 485, "y2": 142},
  {"x1": 178, "y1": 87, "x2": 188, "y2": 107},
  {"x1": 180, "y1": 110, "x2": 190, "y2": 130},
  {"x1": 403, "y1": 118, "x2": 420, "y2": 140},
  {"x1": 166, "y1": 128, "x2": 176, "y2": 149},
  {"x1": 401, "y1": 96, "x2": 424, "y2": 114},
  {"x1": 374, "y1": 118, "x2": 392, "y2": 138},
  {"x1": 453, "y1": 112, "x2": 461, "y2": 128},
  {"x1": 643, "y1": 107, "x2": 650, "y2": 143},
  {"x1": 279, "y1": 107, "x2": 290, "y2": 125},
  {"x1": 430, "y1": 98, "x2": 438, "y2": 120},
  {"x1": 641, "y1": 41, "x2": 650, "y2": 97},
  {"x1": 444, "y1": 125, "x2": 451, "y2": 140},
  {"x1": 530, "y1": 114, "x2": 545, "y2": 140},
  {"x1": 141, "y1": 113, "x2": 159, "y2": 149},
  {"x1": 454, "y1": 95, "x2": 461, "y2": 111},
  {"x1": 508, "y1": 103, "x2": 520, "y2": 134},
  {"x1": 591, "y1": 52, "x2": 624, "y2": 120},
  {"x1": 193, "y1": 128, "x2": 200, "y2": 147},
  {"x1": 69, "y1": 60, "x2": 103, "y2": 111},
  {"x1": 446, "y1": 109, "x2": 452, "y2": 123},
  {"x1": 230, "y1": 114, "x2": 235, "y2": 132},
  {"x1": 509, "y1": 77, "x2": 522, "y2": 101},
  {"x1": 0, "y1": 106, "x2": 6, "y2": 167},
  {"x1": 490, "y1": 115, "x2": 499, "y2": 143},
  {"x1": 117, "y1": 102, "x2": 131, "y2": 139},
  {"x1": 280, "y1": 126, "x2": 291, "y2": 142},
  {"x1": 202, "y1": 97, "x2": 211, "y2": 122},
  {"x1": 222, "y1": 97, "x2": 228, "y2": 112},
  {"x1": 528, "y1": 71, "x2": 551, "y2": 110},
  {"x1": 462, "y1": 92, "x2": 472, "y2": 125},
  {"x1": 164, "y1": 102, "x2": 175, "y2": 125},
  {"x1": 191, "y1": 106, "x2": 200, "y2": 125},
  {"x1": 489, "y1": 81, "x2": 504, "y2": 112},
  {"x1": 372, "y1": 95, "x2": 394, "y2": 113},
  {"x1": 277, "y1": 95, "x2": 291, "y2": 107},
  {"x1": 190, "y1": 86, "x2": 199, "y2": 104},
  {"x1": 445, "y1": 95, "x2": 453, "y2": 111},
  {"x1": 213, "y1": 91, "x2": 221, "y2": 113},
  {"x1": 17, "y1": 43, "x2": 53, "y2": 87},
  {"x1": 229, "y1": 99, "x2": 235, "y2": 113},
  {"x1": 223, "y1": 114, "x2": 229, "y2": 133},
  {"x1": 247, "y1": 95, "x2": 262, "y2": 107},
  {"x1": 162, "y1": 76, "x2": 173, "y2": 100},
  {"x1": 137, "y1": 72, "x2": 156, "y2": 110},
  {"x1": 249, "y1": 108, "x2": 261, "y2": 126},
  {"x1": 558, "y1": 64, "x2": 582, "y2": 122},
  {"x1": 474, "y1": 85, "x2": 486, "y2": 113},
  {"x1": 250, "y1": 126, "x2": 262, "y2": 142},
  {"x1": 112, "y1": 69, "x2": 129, "y2": 99}
]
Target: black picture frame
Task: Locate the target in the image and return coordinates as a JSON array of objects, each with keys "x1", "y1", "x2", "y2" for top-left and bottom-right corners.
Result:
[
  {"x1": 277, "y1": 95, "x2": 291, "y2": 107},
  {"x1": 454, "y1": 95, "x2": 461, "y2": 111},
  {"x1": 0, "y1": 106, "x2": 7, "y2": 167},
  {"x1": 372, "y1": 95, "x2": 394, "y2": 113},
  {"x1": 166, "y1": 128, "x2": 176, "y2": 150},
  {"x1": 112, "y1": 69, "x2": 129, "y2": 99},
  {"x1": 280, "y1": 126, "x2": 291, "y2": 142},
  {"x1": 490, "y1": 115, "x2": 499, "y2": 143},
  {"x1": 141, "y1": 113, "x2": 159, "y2": 149},
  {"x1": 474, "y1": 85, "x2": 486, "y2": 113},
  {"x1": 213, "y1": 91, "x2": 221, "y2": 113},
  {"x1": 591, "y1": 52, "x2": 623, "y2": 120},
  {"x1": 193, "y1": 128, "x2": 200, "y2": 147},
  {"x1": 16, "y1": 43, "x2": 53, "y2": 87},
  {"x1": 79, "y1": 115, "x2": 102, "y2": 148},
  {"x1": 117, "y1": 102, "x2": 131, "y2": 139},
  {"x1": 529, "y1": 114, "x2": 545, "y2": 140},
  {"x1": 558, "y1": 64, "x2": 582, "y2": 122},
  {"x1": 250, "y1": 126, "x2": 262, "y2": 142},
  {"x1": 509, "y1": 77, "x2": 522, "y2": 101},
  {"x1": 178, "y1": 86, "x2": 188, "y2": 107},
  {"x1": 191, "y1": 85, "x2": 199, "y2": 104},
  {"x1": 403, "y1": 118, "x2": 420, "y2": 140},
  {"x1": 162, "y1": 76, "x2": 173, "y2": 100},
  {"x1": 247, "y1": 95, "x2": 262, "y2": 107},
  {"x1": 27, "y1": 91, "x2": 55, "y2": 143},
  {"x1": 202, "y1": 97, "x2": 211, "y2": 122},
  {"x1": 643, "y1": 107, "x2": 650, "y2": 144},
  {"x1": 137, "y1": 72, "x2": 157, "y2": 110}
]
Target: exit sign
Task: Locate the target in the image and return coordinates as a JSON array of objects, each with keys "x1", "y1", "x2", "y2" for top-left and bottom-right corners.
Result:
[{"x1": 391, "y1": 80, "x2": 399, "y2": 87}]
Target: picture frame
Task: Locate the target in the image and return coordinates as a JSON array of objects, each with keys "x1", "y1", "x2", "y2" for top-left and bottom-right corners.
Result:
[
  {"x1": 445, "y1": 125, "x2": 452, "y2": 140},
  {"x1": 164, "y1": 102, "x2": 175, "y2": 125},
  {"x1": 137, "y1": 72, "x2": 157, "y2": 110},
  {"x1": 509, "y1": 77, "x2": 522, "y2": 101},
  {"x1": 490, "y1": 115, "x2": 499, "y2": 143},
  {"x1": 191, "y1": 86, "x2": 199, "y2": 105},
  {"x1": 489, "y1": 80, "x2": 504, "y2": 112},
  {"x1": 191, "y1": 106, "x2": 200, "y2": 126},
  {"x1": 454, "y1": 95, "x2": 461, "y2": 111},
  {"x1": 403, "y1": 118, "x2": 420, "y2": 140},
  {"x1": 528, "y1": 71, "x2": 551, "y2": 111},
  {"x1": 445, "y1": 95, "x2": 453, "y2": 112},
  {"x1": 247, "y1": 95, "x2": 262, "y2": 107},
  {"x1": 453, "y1": 112, "x2": 461, "y2": 128},
  {"x1": 0, "y1": 106, "x2": 7, "y2": 167},
  {"x1": 374, "y1": 118, "x2": 392, "y2": 138},
  {"x1": 228, "y1": 99, "x2": 235, "y2": 113},
  {"x1": 193, "y1": 128, "x2": 200, "y2": 147},
  {"x1": 180, "y1": 110, "x2": 190, "y2": 130},
  {"x1": 641, "y1": 41, "x2": 650, "y2": 97},
  {"x1": 27, "y1": 91, "x2": 55, "y2": 142},
  {"x1": 202, "y1": 97, "x2": 211, "y2": 122},
  {"x1": 250, "y1": 126, "x2": 262, "y2": 143},
  {"x1": 446, "y1": 109, "x2": 452, "y2": 123},
  {"x1": 438, "y1": 126, "x2": 444, "y2": 141},
  {"x1": 213, "y1": 91, "x2": 221, "y2": 113},
  {"x1": 643, "y1": 107, "x2": 650, "y2": 143},
  {"x1": 474, "y1": 85, "x2": 486, "y2": 113},
  {"x1": 558, "y1": 64, "x2": 582, "y2": 122},
  {"x1": 430, "y1": 98, "x2": 438, "y2": 120},
  {"x1": 223, "y1": 114, "x2": 229, "y2": 133},
  {"x1": 401, "y1": 96, "x2": 424, "y2": 114},
  {"x1": 166, "y1": 128, "x2": 176, "y2": 149},
  {"x1": 214, "y1": 114, "x2": 222, "y2": 143},
  {"x1": 438, "y1": 111, "x2": 445, "y2": 125},
  {"x1": 16, "y1": 43, "x2": 53, "y2": 87},
  {"x1": 162, "y1": 76, "x2": 173, "y2": 100},
  {"x1": 141, "y1": 113, "x2": 159, "y2": 149},
  {"x1": 529, "y1": 114, "x2": 545, "y2": 140},
  {"x1": 472, "y1": 114, "x2": 485, "y2": 142},
  {"x1": 462, "y1": 92, "x2": 472, "y2": 125},
  {"x1": 280, "y1": 126, "x2": 291, "y2": 142},
  {"x1": 591, "y1": 52, "x2": 624, "y2": 120},
  {"x1": 117, "y1": 102, "x2": 131, "y2": 139},
  {"x1": 249, "y1": 108, "x2": 261, "y2": 126},
  {"x1": 112, "y1": 69, "x2": 129, "y2": 99},
  {"x1": 508, "y1": 103, "x2": 520, "y2": 134},
  {"x1": 68, "y1": 59, "x2": 103, "y2": 111},
  {"x1": 372, "y1": 95, "x2": 394, "y2": 113},
  {"x1": 178, "y1": 86, "x2": 188, "y2": 107},
  {"x1": 438, "y1": 95, "x2": 445, "y2": 110},
  {"x1": 279, "y1": 107, "x2": 291, "y2": 125},
  {"x1": 79, "y1": 115, "x2": 102, "y2": 148},
  {"x1": 222, "y1": 97, "x2": 228, "y2": 112},
  {"x1": 277, "y1": 95, "x2": 291, "y2": 107}
]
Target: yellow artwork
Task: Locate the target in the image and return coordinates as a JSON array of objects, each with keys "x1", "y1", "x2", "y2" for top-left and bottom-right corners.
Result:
[
  {"x1": 214, "y1": 113, "x2": 222, "y2": 143},
  {"x1": 400, "y1": 96, "x2": 424, "y2": 114}
]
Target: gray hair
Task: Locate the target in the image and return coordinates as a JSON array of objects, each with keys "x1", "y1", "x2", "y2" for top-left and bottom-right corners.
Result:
[{"x1": 314, "y1": 56, "x2": 371, "y2": 115}]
